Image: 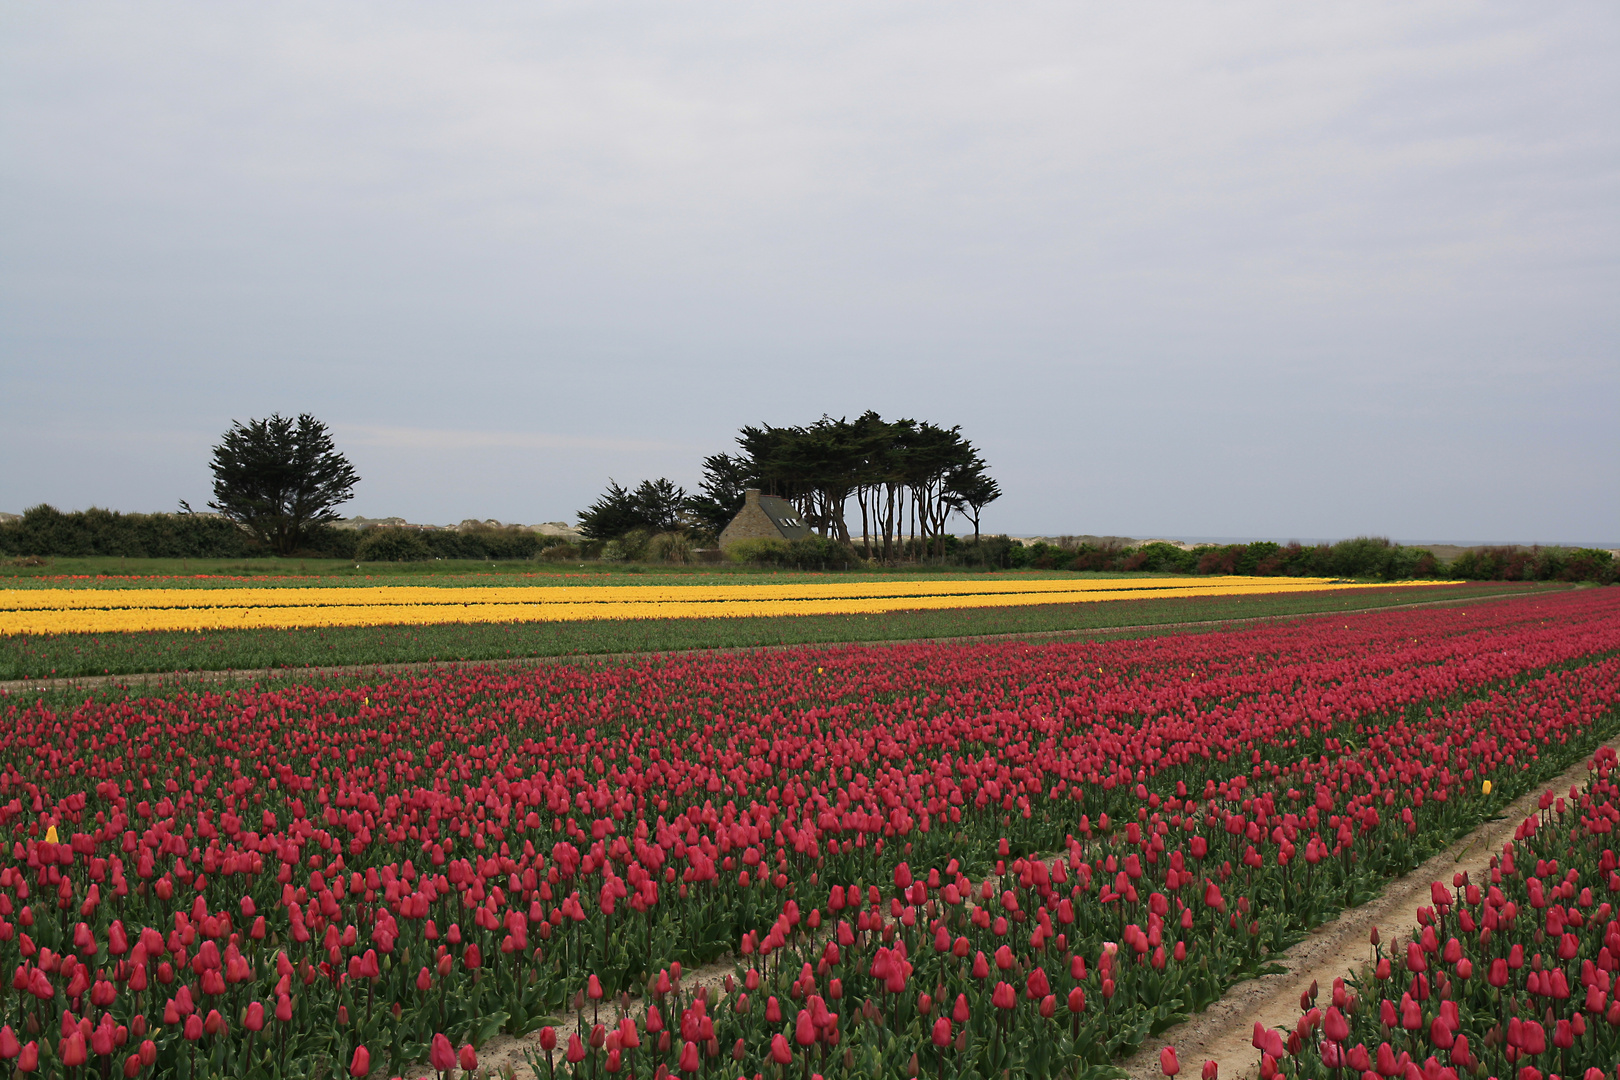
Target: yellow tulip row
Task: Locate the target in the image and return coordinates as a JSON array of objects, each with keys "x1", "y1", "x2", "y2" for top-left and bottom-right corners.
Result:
[
  {"x1": 0, "y1": 574, "x2": 1412, "y2": 610},
  {"x1": 0, "y1": 577, "x2": 1426, "y2": 635}
]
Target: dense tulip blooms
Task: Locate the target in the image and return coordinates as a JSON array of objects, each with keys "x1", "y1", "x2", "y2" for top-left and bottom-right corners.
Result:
[{"x1": 0, "y1": 591, "x2": 1617, "y2": 1080}]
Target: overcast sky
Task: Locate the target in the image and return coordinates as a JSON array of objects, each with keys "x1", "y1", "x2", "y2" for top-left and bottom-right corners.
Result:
[{"x1": 3, "y1": 3, "x2": 1616, "y2": 544}]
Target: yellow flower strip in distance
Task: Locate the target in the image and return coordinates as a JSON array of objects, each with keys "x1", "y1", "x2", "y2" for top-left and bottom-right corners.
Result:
[
  {"x1": 0, "y1": 579, "x2": 1428, "y2": 635},
  {"x1": 0, "y1": 576, "x2": 1427, "y2": 612}
]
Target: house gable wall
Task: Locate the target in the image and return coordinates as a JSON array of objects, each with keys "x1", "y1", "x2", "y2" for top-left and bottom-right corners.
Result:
[{"x1": 718, "y1": 489, "x2": 812, "y2": 549}]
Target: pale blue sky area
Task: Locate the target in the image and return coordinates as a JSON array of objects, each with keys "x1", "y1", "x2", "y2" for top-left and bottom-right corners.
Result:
[{"x1": 3, "y1": 3, "x2": 1616, "y2": 543}]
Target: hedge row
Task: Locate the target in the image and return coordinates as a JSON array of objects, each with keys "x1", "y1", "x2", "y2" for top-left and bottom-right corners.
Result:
[
  {"x1": 951, "y1": 535, "x2": 1617, "y2": 583},
  {"x1": 0, "y1": 505, "x2": 561, "y2": 562}
]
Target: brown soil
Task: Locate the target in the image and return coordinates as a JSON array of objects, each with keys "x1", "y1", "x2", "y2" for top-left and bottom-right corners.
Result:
[{"x1": 1115, "y1": 738, "x2": 1620, "y2": 1080}]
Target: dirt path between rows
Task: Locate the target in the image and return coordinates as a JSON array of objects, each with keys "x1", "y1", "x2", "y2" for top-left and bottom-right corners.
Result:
[
  {"x1": 0, "y1": 587, "x2": 1548, "y2": 698},
  {"x1": 1116, "y1": 737, "x2": 1620, "y2": 1080},
  {"x1": 420, "y1": 736, "x2": 1620, "y2": 1080}
]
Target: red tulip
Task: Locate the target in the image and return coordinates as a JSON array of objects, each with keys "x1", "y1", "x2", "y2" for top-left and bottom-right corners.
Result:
[
  {"x1": 430, "y1": 1034, "x2": 456, "y2": 1071},
  {"x1": 678, "y1": 1040, "x2": 700, "y2": 1073},
  {"x1": 60, "y1": 1033, "x2": 87, "y2": 1067},
  {"x1": 349, "y1": 1045, "x2": 370, "y2": 1077},
  {"x1": 1160, "y1": 1047, "x2": 1180, "y2": 1076}
]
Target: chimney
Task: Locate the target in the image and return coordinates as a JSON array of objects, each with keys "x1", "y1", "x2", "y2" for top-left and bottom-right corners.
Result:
[{"x1": 744, "y1": 488, "x2": 761, "y2": 506}]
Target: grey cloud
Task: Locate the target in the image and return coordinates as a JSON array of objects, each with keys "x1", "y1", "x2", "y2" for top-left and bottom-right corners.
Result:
[{"x1": 2, "y1": 2, "x2": 1616, "y2": 541}]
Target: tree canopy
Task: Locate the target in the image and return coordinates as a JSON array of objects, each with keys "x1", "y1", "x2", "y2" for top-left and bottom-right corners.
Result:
[
  {"x1": 577, "y1": 478, "x2": 688, "y2": 541},
  {"x1": 578, "y1": 413, "x2": 999, "y2": 560},
  {"x1": 731, "y1": 412, "x2": 996, "y2": 559},
  {"x1": 199, "y1": 413, "x2": 359, "y2": 556}
]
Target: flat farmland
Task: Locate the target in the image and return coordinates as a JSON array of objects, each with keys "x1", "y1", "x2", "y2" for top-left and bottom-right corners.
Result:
[
  {"x1": 0, "y1": 572, "x2": 1556, "y2": 680},
  {"x1": 0, "y1": 587, "x2": 1617, "y2": 1079}
]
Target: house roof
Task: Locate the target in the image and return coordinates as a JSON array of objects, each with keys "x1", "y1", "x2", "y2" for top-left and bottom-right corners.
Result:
[{"x1": 756, "y1": 495, "x2": 811, "y2": 541}]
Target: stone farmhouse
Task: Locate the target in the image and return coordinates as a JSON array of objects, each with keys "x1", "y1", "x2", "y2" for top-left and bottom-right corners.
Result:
[{"x1": 718, "y1": 489, "x2": 811, "y2": 550}]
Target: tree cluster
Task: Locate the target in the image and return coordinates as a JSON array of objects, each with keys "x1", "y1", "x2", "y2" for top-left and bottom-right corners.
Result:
[{"x1": 579, "y1": 413, "x2": 1001, "y2": 561}]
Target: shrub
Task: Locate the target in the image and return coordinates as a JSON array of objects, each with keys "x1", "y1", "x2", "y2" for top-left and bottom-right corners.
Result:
[
  {"x1": 648, "y1": 532, "x2": 693, "y2": 564},
  {"x1": 1066, "y1": 543, "x2": 1121, "y2": 572},
  {"x1": 539, "y1": 543, "x2": 580, "y2": 562},
  {"x1": 786, "y1": 535, "x2": 858, "y2": 570},
  {"x1": 1134, "y1": 542, "x2": 1197, "y2": 573},
  {"x1": 1562, "y1": 548, "x2": 1617, "y2": 584},
  {"x1": 355, "y1": 528, "x2": 433, "y2": 562},
  {"x1": 417, "y1": 526, "x2": 548, "y2": 561},
  {"x1": 725, "y1": 538, "x2": 792, "y2": 566},
  {"x1": 0, "y1": 505, "x2": 258, "y2": 558}
]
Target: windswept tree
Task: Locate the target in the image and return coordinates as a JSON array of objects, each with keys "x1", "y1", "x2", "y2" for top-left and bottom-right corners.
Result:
[
  {"x1": 945, "y1": 462, "x2": 1001, "y2": 545},
  {"x1": 197, "y1": 413, "x2": 359, "y2": 556},
  {"x1": 684, "y1": 454, "x2": 752, "y2": 537},
  {"x1": 578, "y1": 478, "x2": 688, "y2": 541}
]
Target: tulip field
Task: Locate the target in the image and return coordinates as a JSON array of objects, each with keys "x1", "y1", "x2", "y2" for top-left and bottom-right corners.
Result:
[
  {"x1": 1278, "y1": 742, "x2": 1620, "y2": 1080},
  {"x1": 0, "y1": 588, "x2": 1617, "y2": 1079},
  {"x1": 0, "y1": 576, "x2": 1417, "y2": 635}
]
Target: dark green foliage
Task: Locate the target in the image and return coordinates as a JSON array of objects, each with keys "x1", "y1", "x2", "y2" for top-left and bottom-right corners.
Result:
[
  {"x1": 0, "y1": 505, "x2": 257, "y2": 558},
  {"x1": 702, "y1": 411, "x2": 996, "y2": 561},
  {"x1": 354, "y1": 529, "x2": 434, "y2": 562},
  {"x1": 0, "y1": 506, "x2": 366, "y2": 559},
  {"x1": 577, "y1": 479, "x2": 688, "y2": 542},
  {"x1": 351, "y1": 525, "x2": 556, "y2": 563},
  {"x1": 933, "y1": 534, "x2": 1617, "y2": 583},
  {"x1": 944, "y1": 463, "x2": 1002, "y2": 543},
  {"x1": 203, "y1": 413, "x2": 360, "y2": 555},
  {"x1": 1449, "y1": 545, "x2": 1616, "y2": 583},
  {"x1": 727, "y1": 535, "x2": 860, "y2": 570},
  {"x1": 684, "y1": 453, "x2": 751, "y2": 536}
]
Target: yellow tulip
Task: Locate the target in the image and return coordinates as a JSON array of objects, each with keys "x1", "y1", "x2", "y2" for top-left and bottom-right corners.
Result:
[
  {"x1": 44, "y1": 825, "x2": 58, "y2": 844},
  {"x1": 1482, "y1": 780, "x2": 1492, "y2": 795},
  {"x1": 0, "y1": 577, "x2": 1433, "y2": 636}
]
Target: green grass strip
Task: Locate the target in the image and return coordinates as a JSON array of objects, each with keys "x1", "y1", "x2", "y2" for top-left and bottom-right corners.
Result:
[
  {"x1": 0, "y1": 581, "x2": 1559, "y2": 681},
  {"x1": 0, "y1": 557, "x2": 1140, "y2": 589}
]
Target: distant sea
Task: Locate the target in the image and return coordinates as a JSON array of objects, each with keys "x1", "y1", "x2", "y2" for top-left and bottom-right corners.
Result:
[{"x1": 1009, "y1": 535, "x2": 1620, "y2": 550}]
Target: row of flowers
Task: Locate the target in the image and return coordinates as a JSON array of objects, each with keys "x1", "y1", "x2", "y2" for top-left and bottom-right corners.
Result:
[
  {"x1": 0, "y1": 577, "x2": 1413, "y2": 634},
  {"x1": 0, "y1": 590, "x2": 1614, "y2": 1077},
  {"x1": 1244, "y1": 743, "x2": 1620, "y2": 1080}
]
